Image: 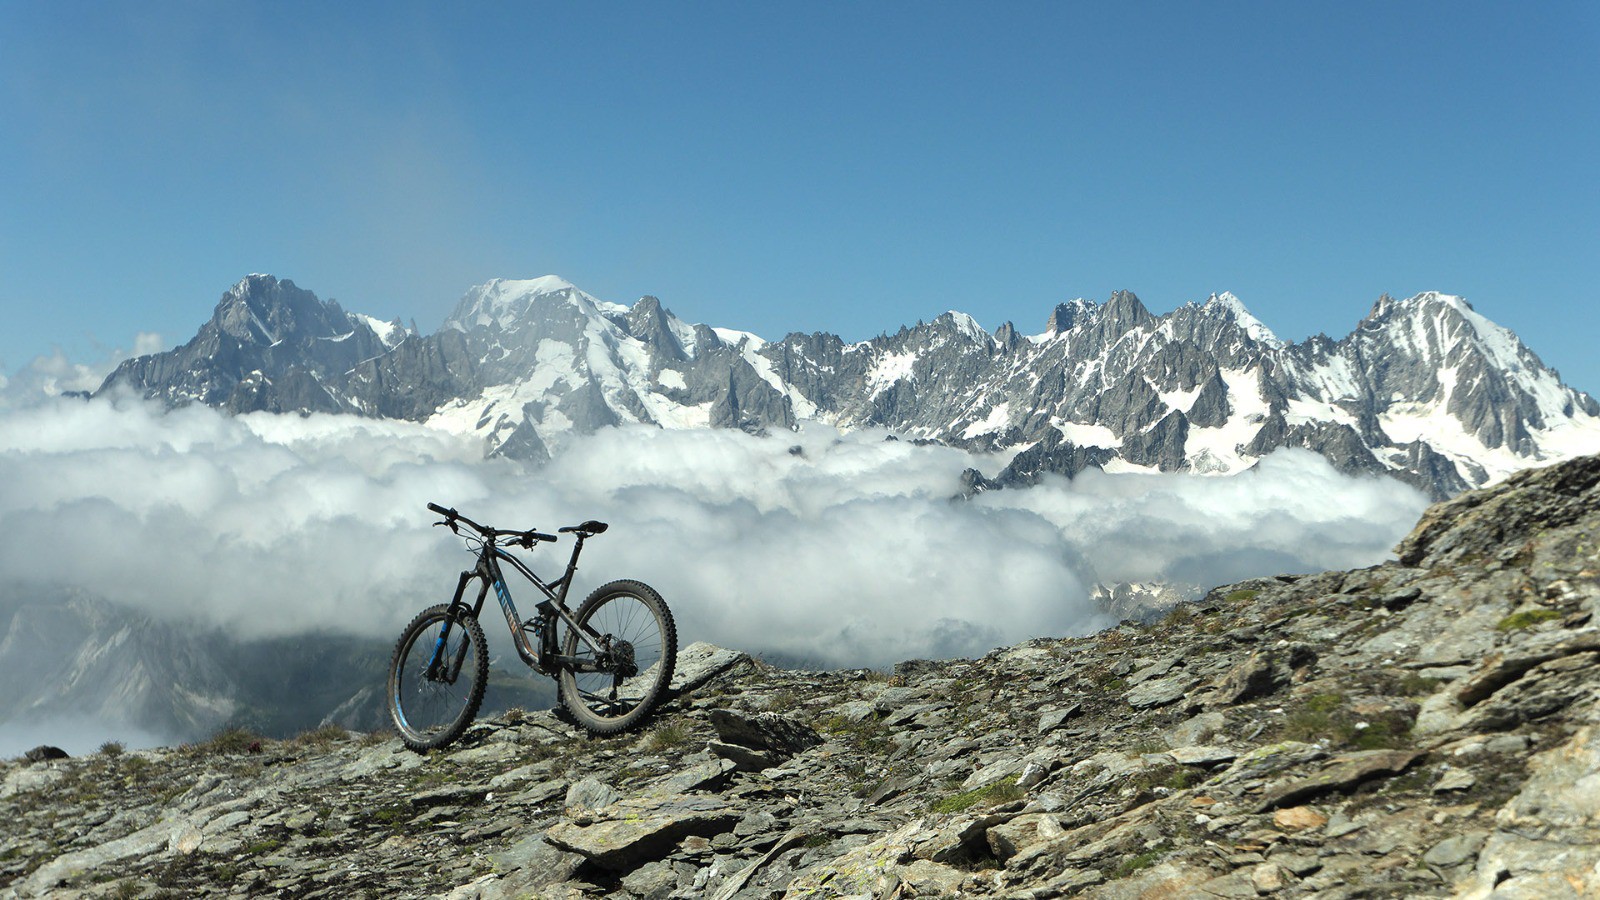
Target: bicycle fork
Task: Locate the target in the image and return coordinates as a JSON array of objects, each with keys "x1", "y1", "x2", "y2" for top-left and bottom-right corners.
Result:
[{"x1": 425, "y1": 571, "x2": 483, "y2": 683}]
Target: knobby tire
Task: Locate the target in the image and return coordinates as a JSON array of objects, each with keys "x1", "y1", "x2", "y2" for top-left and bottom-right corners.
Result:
[
  {"x1": 558, "y1": 580, "x2": 677, "y2": 735},
  {"x1": 388, "y1": 603, "x2": 489, "y2": 752}
]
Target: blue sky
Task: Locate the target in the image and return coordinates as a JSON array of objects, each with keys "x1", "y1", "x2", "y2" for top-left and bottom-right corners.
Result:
[{"x1": 4, "y1": 2, "x2": 1598, "y2": 390}]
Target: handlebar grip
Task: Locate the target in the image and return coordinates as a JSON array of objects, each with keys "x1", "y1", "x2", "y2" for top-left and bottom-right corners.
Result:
[
  {"x1": 427, "y1": 502, "x2": 455, "y2": 517},
  {"x1": 532, "y1": 532, "x2": 558, "y2": 543}
]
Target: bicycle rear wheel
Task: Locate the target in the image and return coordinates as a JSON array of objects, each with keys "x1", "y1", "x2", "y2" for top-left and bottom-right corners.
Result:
[
  {"x1": 559, "y1": 580, "x2": 677, "y2": 735},
  {"x1": 388, "y1": 603, "x2": 489, "y2": 752}
]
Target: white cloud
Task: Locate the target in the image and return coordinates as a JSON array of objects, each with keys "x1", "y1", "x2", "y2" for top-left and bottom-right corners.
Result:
[
  {"x1": 0, "y1": 331, "x2": 165, "y2": 407},
  {"x1": 0, "y1": 396, "x2": 1431, "y2": 669}
]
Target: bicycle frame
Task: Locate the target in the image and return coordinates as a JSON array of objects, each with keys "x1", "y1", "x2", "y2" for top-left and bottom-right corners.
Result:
[{"x1": 426, "y1": 533, "x2": 614, "y2": 681}]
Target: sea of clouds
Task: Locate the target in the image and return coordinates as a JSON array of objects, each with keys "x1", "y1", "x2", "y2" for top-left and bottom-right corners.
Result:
[{"x1": 0, "y1": 391, "x2": 1432, "y2": 676}]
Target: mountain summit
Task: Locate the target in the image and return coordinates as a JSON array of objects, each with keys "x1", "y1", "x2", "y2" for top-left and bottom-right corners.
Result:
[{"x1": 100, "y1": 276, "x2": 1600, "y2": 498}]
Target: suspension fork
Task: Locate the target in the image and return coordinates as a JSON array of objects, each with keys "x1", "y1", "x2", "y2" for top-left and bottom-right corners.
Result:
[{"x1": 426, "y1": 570, "x2": 485, "y2": 681}]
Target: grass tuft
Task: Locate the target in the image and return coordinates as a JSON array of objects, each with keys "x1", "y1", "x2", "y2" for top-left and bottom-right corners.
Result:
[
  {"x1": 291, "y1": 724, "x2": 350, "y2": 749},
  {"x1": 1496, "y1": 609, "x2": 1562, "y2": 631},
  {"x1": 644, "y1": 721, "x2": 691, "y2": 751},
  {"x1": 200, "y1": 726, "x2": 265, "y2": 756}
]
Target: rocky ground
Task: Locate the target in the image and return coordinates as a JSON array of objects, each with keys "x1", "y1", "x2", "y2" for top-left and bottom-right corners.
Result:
[{"x1": 4, "y1": 455, "x2": 1600, "y2": 899}]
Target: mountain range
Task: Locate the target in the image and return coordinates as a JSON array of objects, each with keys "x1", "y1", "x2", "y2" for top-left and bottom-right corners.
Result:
[{"x1": 100, "y1": 274, "x2": 1600, "y2": 499}]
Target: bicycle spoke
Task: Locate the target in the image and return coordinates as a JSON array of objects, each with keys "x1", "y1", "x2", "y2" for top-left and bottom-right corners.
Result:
[{"x1": 389, "y1": 607, "x2": 488, "y2": 750}]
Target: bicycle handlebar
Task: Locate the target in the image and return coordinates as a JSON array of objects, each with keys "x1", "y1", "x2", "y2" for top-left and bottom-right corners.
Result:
[{"x1": 427, "y1": 503, "x2": 562, "y2": 547}]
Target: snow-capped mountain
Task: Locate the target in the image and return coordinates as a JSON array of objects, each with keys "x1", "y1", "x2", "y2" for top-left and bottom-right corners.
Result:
[
  {"x1": 99, "y1": 275, "x2": 1600, "y2": 498},
  {"x1": 103, "y1": 275, "x2": 412, "y2": 416}
]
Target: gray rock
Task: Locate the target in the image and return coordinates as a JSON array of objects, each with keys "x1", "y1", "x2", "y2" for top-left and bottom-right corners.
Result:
[
  {"x1": 1432, "y1": 767, "x2": 1477, "y2": 792},
  {"x1": 707, "y1": 740, "x2": 780, "y2": 773},
  {"x1": 1168, "y1": 745, "x2": 1237, "y2": 767},
  {"x1": 1125, "y1": 674, "x2": 1197, "y2": 709},
  {"x1": 671, "y1": 643, "x2": 753, "y2": 693},
  {"x1": 563, "y1": 777, "x2": 620, "y2": 820},
  {"x1": 708, "y1": 708, "x2": 822, "y2": 756},
  {"x1": 545, "y1": 793, "x2": 740, "y2": 872},
  {"x1": 1423, "y1": 831, "x2": 1486, "y2": 867},
  {"x1": 1037, "y1": 703, "x2": 1081, "y2": 733}
]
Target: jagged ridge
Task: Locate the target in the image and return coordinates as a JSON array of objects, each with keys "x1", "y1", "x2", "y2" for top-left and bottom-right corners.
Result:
[{"x1": 100, "y1": 275, "x2": 1600, "y2": 497}]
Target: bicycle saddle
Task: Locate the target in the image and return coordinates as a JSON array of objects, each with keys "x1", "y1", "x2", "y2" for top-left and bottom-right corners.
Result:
[{"x1": 560, "y1": 520, "x2": 609, "y2": 536}]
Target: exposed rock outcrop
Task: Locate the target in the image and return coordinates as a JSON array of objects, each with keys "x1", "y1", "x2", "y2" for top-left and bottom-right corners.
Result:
[{"x1": 6, "y1": 455, "x2": 1600, "y2": 898}]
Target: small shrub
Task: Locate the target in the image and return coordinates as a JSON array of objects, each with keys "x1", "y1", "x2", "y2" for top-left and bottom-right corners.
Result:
[
  {"x1": 99, "y1": 741, "x2": 125, "y2": 758},
  {"x1": 1496, "y1": 609, "x2": 1561, "y2": 631},
  {"x1": 1133, "y1": 765, "x2": 1196, "y2": 793},
  {"x1": 121, "y1": 755, "x2": 154, "y2": 780},
  {"x1": 1128, "y1": 736, "x2": 1167, "y2": 756}
]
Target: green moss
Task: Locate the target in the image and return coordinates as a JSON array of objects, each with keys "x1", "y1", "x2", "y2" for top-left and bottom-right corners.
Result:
[
  {"x1": 242, "y1": 837, "x2": 284, "y2": 856},
  {"x1": 1224, "y1": 589, "x2": 1260, "y2": 603},
  {"x1": 1394, "y1": 673, "x2": 1444, "y2": 696},
  {"x1": 1277, "y1": 692, "x2": 1411, "y2": 751},
  {"x1": 1130, "y1": 764, "x2": 1197, "y2": 795},
  {"x1": 1303, "y1": 692, "x2": 1345, "y2": 713},
  {"x1": 1113, "y1": 847, "x2": 1166, "y2": 878},
  {"x1": 930, "y1": 776, "x2": 1023, "y2": 814},
  {"x1": 1496, "y1": 609, "x2": 1561, "y2": 631}
]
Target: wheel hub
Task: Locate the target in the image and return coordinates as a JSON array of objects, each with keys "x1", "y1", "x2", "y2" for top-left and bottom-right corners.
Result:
[{"x1": 610, "y1": 639, "x2": 638, "y2": 678}]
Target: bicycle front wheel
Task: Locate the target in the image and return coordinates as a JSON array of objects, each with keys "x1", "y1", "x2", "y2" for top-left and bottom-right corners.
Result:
[
  {"x1": 388, "y1": 603, "x2": 489, "y2": 752},
  {"x1": 559, "y1": 580, "x2": 677, "y2": 735}
]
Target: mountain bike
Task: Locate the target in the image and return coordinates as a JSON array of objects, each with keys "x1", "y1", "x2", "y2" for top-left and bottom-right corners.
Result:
[{"x1": 387, "y1": 503, "x2": 677, "y2": 751}]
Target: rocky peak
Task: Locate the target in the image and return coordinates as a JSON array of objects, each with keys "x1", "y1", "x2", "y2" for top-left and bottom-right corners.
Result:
[
  {"x1": 1102, "y1": 290, "x2": 1152, "y2": 331},
  {"x1": 626, "y1": 296, "x2": 688, "y2": 361},
  {"x1": 930, "y1": 310, "x2": 992, "y2": 344},
  {"x1": 1198, "y1": 291, "x2": 1284, "y2": 349},
  {"x1": 994, "y1": 321, "x2": 1021, "y2": 349},
  {"x1": 211, "y1": 275, "x2": 348, "y2": 346},
  {"x1": 1045, "y1": 298, "x2": 1097, "y2": 334}
]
